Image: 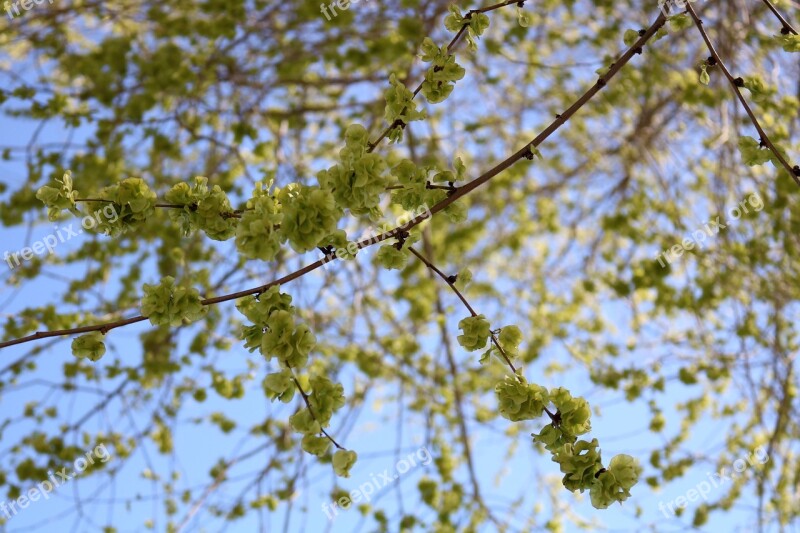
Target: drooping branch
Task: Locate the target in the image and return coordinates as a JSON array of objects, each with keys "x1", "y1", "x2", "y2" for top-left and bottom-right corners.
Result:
[
  {"x1": 0, "y1": 9, "x2": 669, "y2": 351},
  {"x1": 408, "y1": 245, "x2": 558, "y2": 421},
  {"x1": 686, "y1": 2, "x2": 800, "y2": 186},
  {"x1": 407, "y1": 246, "x2": 517, "y2": 374}
]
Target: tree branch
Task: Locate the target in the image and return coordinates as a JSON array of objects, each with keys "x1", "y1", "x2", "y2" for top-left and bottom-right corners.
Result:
[
  {"x1": 0, "y1": 10, "x2": 668, "y2": 351},
  {"x1": 686, "y1": 2, "x2": 800, "y2": 186}
]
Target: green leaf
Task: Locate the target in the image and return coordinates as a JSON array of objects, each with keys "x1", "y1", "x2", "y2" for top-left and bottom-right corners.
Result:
[
  {"x1": 699, "y1": 64, "x2": 710, "y2": 85},
  {"x1": 623, "y1": 29, "x2": 639, "y2": 47},
  {"x1": 517, "y1": 6, "x2": 532, "y2": 28}
]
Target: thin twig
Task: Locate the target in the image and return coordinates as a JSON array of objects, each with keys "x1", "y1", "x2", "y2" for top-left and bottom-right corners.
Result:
[
  {"x1": 686, "y1": 3, "x2": 800, "y2": 186},
  {"x1": 366, "y1": 0, "x2": 522, "y2": 152},
  {"x1": 74, "y1": 198, "x2": 243, "y2": 218},
  {"x1": 758, "y1": 0, "x2": 798, "y2": 35},
  {"x1": 407, "y1": 246, "x2": 517, "y2": 373}
]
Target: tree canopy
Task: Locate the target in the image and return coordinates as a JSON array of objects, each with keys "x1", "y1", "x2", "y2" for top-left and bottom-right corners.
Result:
[{"x1": 0, "y1": 0, "x2": 799, "y2": 531}]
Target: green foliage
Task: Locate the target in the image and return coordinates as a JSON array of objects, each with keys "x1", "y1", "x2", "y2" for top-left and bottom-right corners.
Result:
[{"x1": 623, "y1": 29, "x2": 640, "y2": 47}]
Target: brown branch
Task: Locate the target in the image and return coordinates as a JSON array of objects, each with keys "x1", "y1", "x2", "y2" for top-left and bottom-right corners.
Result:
[
  {"x1": 0, "y1": 10, "x2": 668, "y2": 351},
  {"x1": 758, "y1": 0, "x2": 798, "y2": 35},
  {"x1": 686, "y1": 3, "x2": 800, "y2": 186},
  {"x1": 74, "y1": 198, "x2": 243, "y2": 219}
]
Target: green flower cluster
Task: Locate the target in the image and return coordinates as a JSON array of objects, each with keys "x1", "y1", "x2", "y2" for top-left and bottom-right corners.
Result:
[
  {"x1": 140, "y1": 276, "x2": 207, "y2": 326},
  {"x1": 384, "y1": 74, "x2": 426, "y2": 143},
  {"x1": 494, "y1": 375, "x2": 549, "y2": 421},
  {"x1": 497, "y1": 325, "x2": 523, "y2": 357},
  {"x1": 301, "y1": 434, "x2": 331, "y2": 457},
  {"x1": 277, "y1": 184, "x2": 341, "y2": 253},
  {"x1": 333, "y1": 449, "x2": 358, "y2": 478},
  {"x1": 391, "y1": 159, "x2": 436, "y2": 211},
  {"x1": 262, "y1": 310, "x2": 316, "y2": 368},
  {"x1": 549, "y1": 387, "x2": 592, "y2": 436},
  {"x1": 552, "y1": 438, "x2": 602, "y2": 492},
  {"x1": 235, "y1": 181, "x2": 283, "y2": 260},
  {"x1": 737, "y1": 136, "x2": 788, "y2": 168},
  {"x1": 317, "y1": 124, "x2": 387, "y2": 218},
  {"x1": 742, "y1": 76, "x2": 775, "y2": 105},
  {"x1": 164, "y1": 176, "x2": 236, "y2": 240},
  {"x1": 236, "y1": 286, "x2": 316, "y2": 368},
  {"x1": 590, "y1": 454, "x2": 642, "y2": 509},
  {"x1": 457, "y1": 314, "x2": 490, "y2": 351},
  {"x1": 390, "y1": 158, "x2": 468, "y2": 222},
  {"x1": 94, "y1": 177, "x2": 158, "y2": 237},
  {"x1": 71, "y1": 331, "x2": 106, "y2": 362},
  {"x1": 35, "y1": 171, "x2": 81, "y2": 221},
  {"x1": 779, "y1": 33, "x2": 800, "y2": 52},
  {"x1": 520, "y1": 384, "x2": 642, "y2": 508},
  {"x1": 418, "y1": 37, "x2": 466, "y2": 104},
  {"x1": 443, "y1": 6, "x2": 490, "y2": 51},
  {"x1": 375, "y1": 244, "x2": 408, "y2": 270},
  {"x1": 288, "y1": 376, "x2": 344, "y2": 441}
]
